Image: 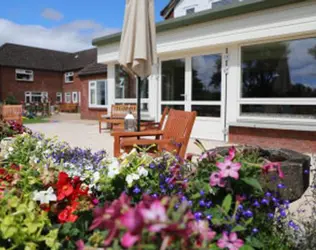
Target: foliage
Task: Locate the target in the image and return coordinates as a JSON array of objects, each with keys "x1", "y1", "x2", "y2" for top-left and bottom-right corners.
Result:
[
  {"x1": 0, "y1": 133, "x2": 308, "y2": 249},
  {"x1": 0, "y1": 120, "x2": 30, "y2": 141},
  {"x1": 4, "y1": 95, "x2": 19, "y2": 105}
]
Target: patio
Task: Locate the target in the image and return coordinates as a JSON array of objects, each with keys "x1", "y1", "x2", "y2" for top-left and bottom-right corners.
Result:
[{"x1": 26, "y1": 113, "x2": 228, "y2": 156}]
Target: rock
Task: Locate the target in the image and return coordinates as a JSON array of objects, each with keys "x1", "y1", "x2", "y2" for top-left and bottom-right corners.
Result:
[{"x1": 213, "y1": 146, "x2": 311, "y2": 202}]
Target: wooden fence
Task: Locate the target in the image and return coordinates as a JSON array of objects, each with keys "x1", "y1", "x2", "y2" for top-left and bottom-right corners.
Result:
[{"x1": 0, "y1": 105, "x2": 23, "y2": 124}]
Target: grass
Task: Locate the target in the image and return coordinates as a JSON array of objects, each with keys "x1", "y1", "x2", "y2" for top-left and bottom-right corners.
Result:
[{"x1": 23, "y1": 117, "x2": 50, "y2": 124}]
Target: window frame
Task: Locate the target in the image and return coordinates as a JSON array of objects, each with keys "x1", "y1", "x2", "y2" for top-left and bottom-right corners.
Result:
[
  {"x1": 24, "y1": 91, "x2": 47, "y2": 103},
  {"x1": 72, "y1": 92, "x2": 78, "y2": 103},
  {"x1": 237, "y1": 34, "x2": 316, "y2": 124},
  {"x1": 65, "y1": 92, "x2": 71, "y2": 103},
  {"x1": 186, "y1": 7, "x2": 195, "y2": 15},
  {"x1": 56, "y1": 92, "x2": 62, "y2": 103},
  {"x1": 16, "y1": 69, "x2": 34, "y2": 82},
  {"x1": 88, "y1": 79, "x2": 108, "y2": 108},
  {"x1": 64, "y1": 72, "x2": 74, "y2": 83}
]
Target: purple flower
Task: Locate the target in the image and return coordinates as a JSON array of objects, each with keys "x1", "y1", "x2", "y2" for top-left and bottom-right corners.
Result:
[
  {"x1": 238, "y1": 204, "x2": 244, "y2": 210},
  {"x1": 180, "y1": 196, "x2": 187, "y2": 202},
  {"x1": 304, "y1": 170, "x2": 309, "y2": 174},
  {"x1": 265, "y1": 192, "x2": 272, "y2": 197},
  {"x1": 261, "y1": 199, "x2": 269, "y2": 205},
  {"x1": 206, "y1": 201, "x2": 213, "y2": 208},
  {"x1": 194, "y1": 212, "x2": 203, "y2": 220},
  {"x1": 188, "y1": 200, "x2": 193, "y2": 207},
  {"x1": 268, "y1": 213, "x2": 274, "y2": 219},
  {"x1": 151, "y1": 194, "x2": 158, "y2": 199},
  {"x1": 253, "y1": 201, "x2": 260, "y2": 208},
  {"x1": 133, "y1": 187, "x2": 141, "y2": 194},
  {"x1": 272, "y1": 197, "x2": 279, "y2": 203},
  {"x1": 200, "y1": 190, "x2": 205, "y2": 196},
  {"x1": 199, "y1": 200, "x2": 206, "y2": 207},
  {"x1": 243, "y1": 210, "x2": 253, "y2": 218},
  {"x1": 278, "y1": 183, "x2": 286, "y2": 189},
  {"x1": 252, "y1": 228, "x2": 259, "y2": 234},
  {"x1": 206, "y1": 215, "x2": 213, "y2": 220},
  {"x1": 149, "y1": 163, "x2": 156, "y2": 169},
  {"x1": 288, "y1": 220, "x2": 300, "y2": 231},
  {"x1": 280, "y1": 209, "x2": 287, "y2": 217}
]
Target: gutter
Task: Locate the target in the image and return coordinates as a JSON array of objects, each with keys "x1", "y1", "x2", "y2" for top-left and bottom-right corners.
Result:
[{"x1": 92, "y1": 0, "x2": 307, "y2": 46}]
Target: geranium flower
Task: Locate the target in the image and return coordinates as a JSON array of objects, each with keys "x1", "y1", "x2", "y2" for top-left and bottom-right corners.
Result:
[
  {"x1": 217, "y1": 232, "x2": 244, "y2": 250},
  {"x1": 56, "y1": 172, "x2": 74, "y2": 200},
  {"x1": 141, "y1": 200, "x2": 168, "y2": 232},
  {"x1": 33, "y1": 187, "x2": 57, "y2": 204},
  {"x1": 216, "y1": 159, "x2": 241, "y2": 180},
  {"x1": 58, "y1": 202, "x2": 78, "y2": 223},
  {"x1": 210, "y1": 172, "x2": 226, "y2": 187}
]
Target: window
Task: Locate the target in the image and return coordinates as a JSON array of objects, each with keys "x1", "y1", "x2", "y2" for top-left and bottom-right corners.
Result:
[
  {"x1": 240, "y1": 37, "x2": 316, "y2": 119},
  {"x1": 186, "y1": 8, "x2": 195, "y2": 15},
  {"x1": 115, "y1": 65, "x2": 149, "y2": 112},
  {"x1": 56, "y1": 92, "x2": 62, "y2": 103},
  {"x1": 192, "y1": 54, "x2": 222, "y2": 101},
  {"x1": 162, "y1": 59, "x2": 185, "y2": 101},
  {"x1": 25, "y1": 92, "x2": 47, "y2": 103},
  {"x1": 65, "y1": 72, "x2": 74, "y2": 83},
  {"x1": 72, "y1": 92, "x2": 78, "y2": 103},
  {"x1": 16, "y1": 69, "x2": 33, "y2": 81},
  {"x1": 89, "y1": 80, "x2": 108, "y2": 108},
  {"x1": 65, "y1": 92, "x2": 71, "y2": 103}
]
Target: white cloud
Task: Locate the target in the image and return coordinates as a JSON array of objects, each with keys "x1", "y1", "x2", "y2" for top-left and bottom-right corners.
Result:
[
  {"x1": 0, "y1": 18, "x2": 120, "y2": 52},
  {"x1": 41, "y1": 8, "x2": 64, "y2": 21}
]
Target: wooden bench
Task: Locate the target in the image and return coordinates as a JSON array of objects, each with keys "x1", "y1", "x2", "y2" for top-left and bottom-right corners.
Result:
[
  {"x1": 59, "y1": 103, "x2": 78, "y2": 113},
  {"x1": 0, "y1": 105, "x2": 23, "y2": 124},
  {"x1": 99, "y1": 104, "x2": 137, "y2": 133}
]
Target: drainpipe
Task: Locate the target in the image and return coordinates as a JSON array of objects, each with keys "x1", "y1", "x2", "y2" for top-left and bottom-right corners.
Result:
[{"x1": 223, "y1": 48, "x2": 229, "y2": 142}]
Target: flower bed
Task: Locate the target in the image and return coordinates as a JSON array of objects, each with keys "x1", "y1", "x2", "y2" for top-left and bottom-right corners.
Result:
[{"x1": 0, "y1": 133, "x2": 313, "y2": 249}]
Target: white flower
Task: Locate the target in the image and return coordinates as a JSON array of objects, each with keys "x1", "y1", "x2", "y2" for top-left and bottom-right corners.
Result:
[
  {"x1": 33, "y1": 187, "x2": 57, "y2": 204},
  {"x1": 131, "y1": 173, "x2": 140, "y2": 180},
  {"x1": 44, "y1": 149, "x2": 50, "y2": 155},
  {"x1": 107, "y1": 159, "x2": 120, "y2": 178},
  {"x1": 126, "y1": 174, "x2": 134, "y2": 186},
  {"x1": 8, "y1": 147, "x2": 14, "y2": 153},
  {"x1": 37, "y1": 141, "x2": 43, "y2": 148},
  {"x1": 92, "y1": 172, "x2": 100, "y2": 183},
  {"x1": 137, "y1": 166, "x2": 148, "y2": 177}
]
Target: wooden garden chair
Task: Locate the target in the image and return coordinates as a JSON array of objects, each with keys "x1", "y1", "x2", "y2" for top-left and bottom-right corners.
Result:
[{"x1": 111, "y1": 109, "x2": 197, "y2": 159}]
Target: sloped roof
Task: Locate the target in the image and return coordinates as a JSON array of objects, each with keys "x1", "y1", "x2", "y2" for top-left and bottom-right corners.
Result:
[
  {"x1": 0, "y1": 43, "x2": 97, "y2": 72},
  {"x1": 78, "y1": 62, "x2": 107, "y2": 76},
  {"x1": 160, "y1": 0, "x2": 180, "y2": 19}
]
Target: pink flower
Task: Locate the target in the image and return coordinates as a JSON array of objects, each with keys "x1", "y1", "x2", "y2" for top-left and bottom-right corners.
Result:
[
  {"x1": 227, "y1": 146, "x2": 236, "y2": 160},
  {"x1": 210, "y1": 172, "x2": 226, "y2": 187},
  {"x1": 121, "y1": 232, "x2": 140, "y2": 248},
  {"x1": 217, "y1": 232, "x2": 244, "y2": 250},
  {"x1": 262, "y1": 162, "x2": 284, "y2": 179},
  {"x1": 216, "y1": 159, "x2": 241, "y2": 180},
  {"x1": 141, "y1": 200, "x2": 168, "y2": 232},
  {"x1": 193, "y1": 220, "x2": 216, "y2": 242}
]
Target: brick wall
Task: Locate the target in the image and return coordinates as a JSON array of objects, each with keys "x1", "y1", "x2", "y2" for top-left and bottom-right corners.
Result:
[
  {"x1": 0, "y1": 66, "x2": 63, "y2": 103},
  {"x1": 229, "y1": 126, "x2": 316, "y2": 153},
  {"x1": 62, "y1": 71, "x2": 82, "y2": 105},
  {"x1": 79, "y1": 73, "x2": 107, "y2": 120}
]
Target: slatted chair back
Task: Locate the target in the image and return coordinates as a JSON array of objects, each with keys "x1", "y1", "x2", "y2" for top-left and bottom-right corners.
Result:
[
  {"x1": 0, "y1": 105, "x2": 23, "y2": 124},
  {"x1": 161, "y1": 109, "x2": 197, "y2": 158},
  {"x1": 111, "y1": 104, "x2": 137, "y2": 119},
  {"x1": 158, "y1": 107, "x2": 169, "y2": 130}
]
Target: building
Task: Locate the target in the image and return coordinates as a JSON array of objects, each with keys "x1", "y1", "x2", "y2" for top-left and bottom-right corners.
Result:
[
  {"x1": 92, "y1": 0, "x2": 316, "y2": 153},
  {"x1": 0, "y1": 43, "x2": 107, "y2": 120},
  {"x1": 160, "y1": 0, "x2": 246, "y2": 19}
]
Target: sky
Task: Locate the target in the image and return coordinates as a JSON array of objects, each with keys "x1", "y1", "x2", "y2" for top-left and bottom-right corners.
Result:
[{"x1": 0, "y1": 0, "x2": 170, "y2": 52}]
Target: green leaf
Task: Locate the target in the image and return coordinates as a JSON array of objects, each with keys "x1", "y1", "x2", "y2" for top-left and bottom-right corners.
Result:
[
  {"x1": 191, "y1": 193, "x2": 201, "y2": 200},
  {"x1": 241, "y1": 177, "x2": 263, "y2": 192},
  {"x1": 211, "y1": 218, "x2": 223, "y2": 225},
  {"x1": 245, "y1": 217, "x2": 253, "y2": 226},
  {"x1": 240, "y1": 245, "x2": 255, "y2": 250},
  {"x1": 222, "y1": 194, "x2": 232, "y2": 213},
  {"x1": 232, "y1": 225, "x2": 246, "y2": 232},
  {"x1": 248, "y1": 237, "x2": 264, "y2": 248}
]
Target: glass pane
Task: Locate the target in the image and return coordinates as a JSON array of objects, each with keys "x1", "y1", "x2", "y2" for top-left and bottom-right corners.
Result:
[
  {"x1": 161, "y1": 105, "x2": 185, "y2": 113},
  {"x1": 90, "y1": 89, "x2": 96, "y2": 105},
  {"x1": 242, "y1": 37, "x2": 316, "y2": 98},
  {"x1": 96, "y1": 81, "x2": 106, "y2": 105},
  {"x1": 241, "y1": 105, "x2": 316, "y2": 119},
  {"x1": 115, "y1": 65, "x2": 136, "y2": 99},
  {"x1": 141, "y1": 78, "x2": 149, "y2": 99},
  {"x1": 192, "y1": 105, "x2": 221, "y2": 117},
  {"x1": 192, "y1": 54, "x2": 222, "y2": 101},
  {"x1": 161, "y1": 59, "x2": 185, "y2": 101}
]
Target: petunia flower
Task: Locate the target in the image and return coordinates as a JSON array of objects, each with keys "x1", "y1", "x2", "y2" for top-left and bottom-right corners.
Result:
[
  {"x1": 217, "y1": 232, "x2": 244, "y2": 250},
  {"x1": 227, "y1": 146, "x2": 236, "y2": 160},
  {"x1": 141, "y1": 200, "x2": 168, "y2": 232},
  {"x1": 210, "y1": 172, "x2": 226, "y2": 187},
  {"x1": 137, "y1": 166, "x2": 148, "y2": 177},
  {"x1": 33, "y1": 187, "x2": 57, "y2": 205},
  {"x1": 216, "y1": 159, "x2": 241, "y2": 180},
  {"x1": 262, "y1": 162, "x2": 284, "y2": 179}
]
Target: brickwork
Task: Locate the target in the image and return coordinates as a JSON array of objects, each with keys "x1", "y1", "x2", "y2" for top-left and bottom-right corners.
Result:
[{"x1": 229, "y1": 126, "x2": 316, "y2": 153}]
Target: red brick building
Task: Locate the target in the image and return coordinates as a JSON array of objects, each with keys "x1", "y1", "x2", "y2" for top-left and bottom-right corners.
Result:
[{"x1": 0, "y1": 43, "x2": 107, "y2": 119}]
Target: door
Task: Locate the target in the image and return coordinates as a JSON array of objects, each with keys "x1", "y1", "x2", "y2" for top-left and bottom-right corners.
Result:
[{"x1": 159, "y1": 51, "x2": 226, "y2": 141}]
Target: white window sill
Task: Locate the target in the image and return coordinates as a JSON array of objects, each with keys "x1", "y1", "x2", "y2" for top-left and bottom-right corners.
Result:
[
  {"x1": 230, "y1": 120, "x2": 316, "y2": 132},
  {"x1": 89, "y1": 105, "x2": 107, "y2": 109}
]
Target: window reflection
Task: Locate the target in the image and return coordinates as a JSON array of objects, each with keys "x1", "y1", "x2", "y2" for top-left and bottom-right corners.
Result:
[
  {"x1": 242, "y1": 37, "x2": 316, "y2": 98},
  {"x1": 192, "y1": 54, "x2": 222, "y2": 101}
]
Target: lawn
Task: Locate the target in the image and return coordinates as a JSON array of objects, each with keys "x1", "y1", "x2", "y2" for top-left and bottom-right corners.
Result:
[{"x1": 23, "y1": 116, "x2": 50, "y2": 124}]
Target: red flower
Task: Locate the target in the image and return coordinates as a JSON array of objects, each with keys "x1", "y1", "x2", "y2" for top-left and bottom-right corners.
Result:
[
  {"x1": 57, "y1": 172, "x2": 74, "y2": 201},
  {"x1": 58, "y1": 202, "x2": 78, "y2": 223}
]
